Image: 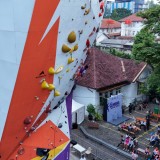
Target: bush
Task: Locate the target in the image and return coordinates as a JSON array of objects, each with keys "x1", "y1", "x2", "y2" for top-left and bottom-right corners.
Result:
[
  {"x1": 94, "y1": 112, "x2": 103, "y2": 121},
  {"x1": 87, "y1": 104, "x2": 96, "y2": 115}
]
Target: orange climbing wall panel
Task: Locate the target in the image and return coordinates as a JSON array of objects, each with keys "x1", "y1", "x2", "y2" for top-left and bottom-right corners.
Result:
[
  {"x1": 9, "y1": 121, "x2": 69, "y2": 159},
  {"x1": 0, "y1": 0, "x2": 60, "y2": 159}
]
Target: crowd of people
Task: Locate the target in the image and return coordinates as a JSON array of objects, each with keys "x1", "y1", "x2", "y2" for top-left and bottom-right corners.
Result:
[{"x1": 117, "y1": 134, "x2": 138, "y2": 152}]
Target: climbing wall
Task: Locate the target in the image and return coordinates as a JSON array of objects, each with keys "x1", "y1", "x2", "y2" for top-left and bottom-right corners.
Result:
[{"x1": 0, "y1": 0, "x2": 104, "y2": 160}]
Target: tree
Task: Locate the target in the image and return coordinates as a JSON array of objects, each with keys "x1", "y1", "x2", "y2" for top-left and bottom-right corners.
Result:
[
  {"x1": 109, "y1": 8, "x2": 132, "y2": 21},
  {"x1": 103, "y1": 8, "x2": 111, "y2": 18},
  {"x1": 137, "y1": 5, "x2": 160, "y2": 36},
  {"x1": 132, "y1": 6, "x2": 160, "y2": 97},
  {"x1": 148, "y1": 0, "x2": 157, "y2": 8},
  {"x1": 132, "y1": 29, "x2": 158, "y2": 66}
]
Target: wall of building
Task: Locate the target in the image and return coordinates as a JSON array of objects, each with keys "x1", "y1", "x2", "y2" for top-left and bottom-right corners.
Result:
[
  {"x1": 121, "y1": 21, "x2": 143, "y2": 36},
  {"x1": 106, "y1": 1, "x2": 135, "y2": 13},
  {"x1": 73, "y1": 85, "x2": 99, "y2": 115}
]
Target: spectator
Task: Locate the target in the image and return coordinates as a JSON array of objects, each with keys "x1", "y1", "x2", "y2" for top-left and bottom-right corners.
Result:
[
  {"x1": 150, "y1": 134, "x2": 156, "y2": 147},
  {"x1": 146, "y1": 115, "x2": 150, "y2": 130},
  {"x1": 140, "y1": 121, "x2": 146, "y2": 131},
  {"x1": 131, "y1": 150, "x2": 138, "y2": 160},
  {"x1": 128, "y1": 124, "x2": 133, "y2": 132},
  {"x1": 151, "y1": 147, "x2": 159, "y2": 159},
  {"x1": 123, "y1": 136, "x2": 130, "y2": 151},
  {"x1": 145, "y1": 146, "x2": 150, "y2": 158},
  {"x1": 117, "y1": 135, "x2": 125, "y2": 148},
  {"x1": 128, "y1": 103, "x2": 132, "y2": 115},
  {"x1": 80, "y1": 154, "x2": 86, "y2": 160},
  {"x1": 157, "y1": 126, "x2": 160, "y2": 134},
  {"x1": 128, "y1": 138, "x2": 134, "y2": 152}
]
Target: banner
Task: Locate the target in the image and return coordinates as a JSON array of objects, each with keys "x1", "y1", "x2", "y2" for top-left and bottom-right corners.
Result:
[{"x1": 107, "y1": 94, "x2": 122, "y2": 122}]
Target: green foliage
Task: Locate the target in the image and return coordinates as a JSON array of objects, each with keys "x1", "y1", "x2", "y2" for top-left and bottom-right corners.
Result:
[
  {"x1": 132, "y1": 29, "x2": 159, "y2": 66},
  {"x1": 147, "y1": 68, "x2": 160, "y2": 96},
  {"x1": 106, "y1": 8, "x2": 132, "y2": 21},
  {"x1": 137, "y1": 5, "x2": 160, "y2": 35},
  {"x1": 110, "y1": 48, "x2": 131, "y2": 59},
  {"x1": 103, "y1": 8, "x2": 111, "y2": 18},
  {"x1": 132, "y1": 6, "x2": 160, "y2": 98},
  {"x1": 87, "y1": 104, "x2": 96, "y2": 115},
  {"x1": 94, "y1": 112, "x2": 103, "y2": 121}
]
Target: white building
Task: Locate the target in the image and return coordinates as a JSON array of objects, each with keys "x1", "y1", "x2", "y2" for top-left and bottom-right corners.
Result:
[
  {"x1": 100, "y1": 18, "x2": 121, "y2": 35},
  {"x1": 73, "y1": 47, "x2": 151, "y2": 115},
  {"x1": 119, "y1": 13, "x2": 144, "y2": 36}
]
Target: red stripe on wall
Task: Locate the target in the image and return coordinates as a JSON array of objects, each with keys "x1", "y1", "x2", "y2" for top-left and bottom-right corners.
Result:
[{"x1": 0, "y1": 0, "x2": 60, "y2": 159}]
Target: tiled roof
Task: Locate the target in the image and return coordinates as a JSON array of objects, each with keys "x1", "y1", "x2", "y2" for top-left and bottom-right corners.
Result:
[
  {"x1": 119, "y1": 14, "x2": 144, "y2": 22},
  {"x1": 101, "y1": 18, "x2": 121, "y2": 29},
  {"x1": 118, "y1": 36, "x2": 134, "y2": 40},
  {"x1": 76, "y1": 48, "x2": 146, "y2": 89}
]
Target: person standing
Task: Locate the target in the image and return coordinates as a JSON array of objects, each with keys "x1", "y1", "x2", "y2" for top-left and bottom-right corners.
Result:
[
  {"x1": 128, "y1": 103, "x2": 132, "y2": 115},
  {"x1": 117, "y1": 135, "x2": 125, "y2": 147},
  {"x1": 146, "y1": 115, "x2": 150, "y2": 130},
  {"x1": 80, "y1": 154, "x2": 86, "y2": 160}
]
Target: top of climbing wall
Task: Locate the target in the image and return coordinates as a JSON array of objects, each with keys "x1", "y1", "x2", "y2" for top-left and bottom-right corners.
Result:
[{"x1": 0, "y1": 0, "x2": 105, "y2": 159}]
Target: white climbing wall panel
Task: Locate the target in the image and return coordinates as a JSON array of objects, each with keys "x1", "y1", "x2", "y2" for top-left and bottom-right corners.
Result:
[{"x1": 0, "y1": 0, "x2": 104, "y2": 159}]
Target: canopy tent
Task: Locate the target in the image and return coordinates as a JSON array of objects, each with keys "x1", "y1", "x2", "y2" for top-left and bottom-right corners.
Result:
[{"x1": 72, "y1": 100, "x2": 85, "y2": 124}]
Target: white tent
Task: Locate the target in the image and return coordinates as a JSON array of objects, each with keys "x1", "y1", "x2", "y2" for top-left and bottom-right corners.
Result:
[{"x1": 72, "y1": 99, "x2": 85, "y2": 124}]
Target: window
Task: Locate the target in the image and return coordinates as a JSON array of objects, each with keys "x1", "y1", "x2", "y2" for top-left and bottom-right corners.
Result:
[
  {"x1": 109, "y1": 91, "x2": 113, "y2": 97},
  {"x1": 116, "y1": 88, "x2": 121, "y2": 95},
  {"x1": 137, "y1": 82, "x2": 144, "y2": 95},
  {"x1": 99, "y1": 93, "x2": 106, "y2": 106}
]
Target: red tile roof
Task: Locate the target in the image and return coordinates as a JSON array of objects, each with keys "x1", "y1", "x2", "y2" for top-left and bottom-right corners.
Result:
[
  {"x1": 76, "y1": 48, "x2": 146, "y2": 89},
  {"x1": 119, "y1": 14, "x2": 144, "y2": 22},
  {"x1": 101, "y1": 18, "x2": 121, "y2": 29},
  {"x1": 118, "y1": 36, "x2": 134, "y2": 40}
]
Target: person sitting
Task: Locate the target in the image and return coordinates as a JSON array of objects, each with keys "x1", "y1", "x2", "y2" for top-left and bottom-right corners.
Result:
[
  {"x1": 154, "y1": 154, "x2": 160, "y2": 160},
  {"x1": 132, "y1": 124, "x2": 140, "y2": 133},
  {"x1": 123, "y1": 136, "x2": 130, "y2": 151},
  {"x1": 131, "y1": 150, "x2": 138, "y2": 160},
  {"x1": 145, "y1": 146, "x2": 150, "y2": 158},
  {"x1": 157, "y1": 126, "x2": 160, "y2": 134},
  {"x1": 117, "y1": 135, "x2": 125, "y2": 148},
  {"x1": 128, "y1": 138, "x2": 134, "y2": 152},
  {"x1": 150, "y1": 134, "x2": 156, "y2": 147},
  {"x1": 121, "y1": 122, "x2": 127, "y2": 129},
  {"x1": 140, "y1": 121, "x2": 146, "y2": 131},
  {"x1": 151, "y1": 147, "x2": 159, "y2": 159},
  {"x1": 128, "y1": 124, "x2": 133, "y2": 132}
]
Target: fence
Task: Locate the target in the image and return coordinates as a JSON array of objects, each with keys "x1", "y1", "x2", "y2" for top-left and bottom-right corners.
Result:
[{"x1": 71, "y1": 132, "x2": 122, "y2": 160}]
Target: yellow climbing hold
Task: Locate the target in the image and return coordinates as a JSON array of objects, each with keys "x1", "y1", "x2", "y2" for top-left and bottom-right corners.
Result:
[
  {"x1": 66, "y1": 68, "x2": 70, "y2": 72},
  {"x1": 81, "y1": 4, "x2": 86, "y2": 9},
  {"x1": 84, "y1": 9, "x2": 90, "y2": 15},
  {"x1": 54, "y1": 90, "x2": 60, "y2": 97},
  {"x1": 69, "y1": 47, "x2": 75, "y2": 54},
  {"x1": 68, "y1": 57, "x2": 74, "y2": 64},
  {"x1": 54, "y1": 66, "x2": 64, "y2": 74},
  {"x1": 41, "y1": 80, "x2": 49, "y2": 89},
  {"x1": 48, "y1": 84, "x2": 55, "y2": 91},
  {"x1": 62, "y1": 44, "x2": 71, "y2": 53},
  {"x1": 48, "y1": 67, "x2": 55, "y2": 75},
  {"x1": 74, "y1": 44, "x2": 78, "y2": 51},
  {"x1": 68, "y1": 31, "x2": 76, "y2": 43}
]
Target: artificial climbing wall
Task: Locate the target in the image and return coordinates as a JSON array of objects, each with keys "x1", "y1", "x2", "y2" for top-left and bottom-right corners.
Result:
[{"x1": 0, "y1": 0, "x2": 104, "y2": 159}]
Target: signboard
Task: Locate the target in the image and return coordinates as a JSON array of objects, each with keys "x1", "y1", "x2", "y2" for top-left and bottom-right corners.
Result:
[{"x1": 107, "y1": 94, "x2": 122, "y2": 122}]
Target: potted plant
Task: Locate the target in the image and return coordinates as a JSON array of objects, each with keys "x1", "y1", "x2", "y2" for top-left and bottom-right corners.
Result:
[
  {"x1": 87, "y1": 104, "x2": 96, "y2": 121},
  {"x1": 94, "y1": 112, "x2": 103, "y2": 121}
]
